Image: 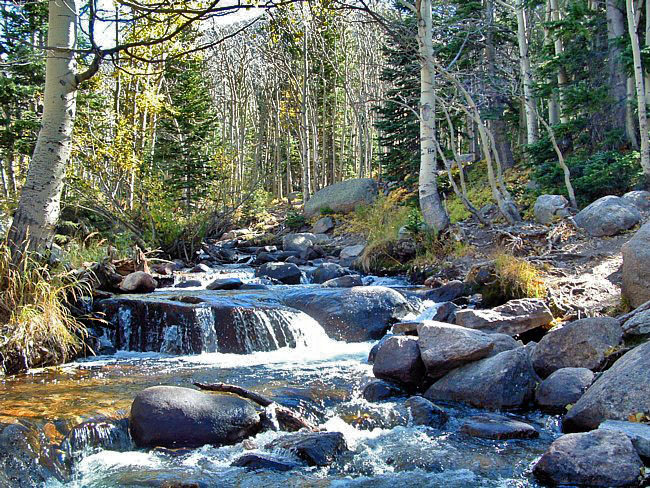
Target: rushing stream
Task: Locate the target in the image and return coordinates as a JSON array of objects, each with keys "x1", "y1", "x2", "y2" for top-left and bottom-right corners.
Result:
[{"x1": 0, "y1": 265, "x2": 560, "y2": 487}]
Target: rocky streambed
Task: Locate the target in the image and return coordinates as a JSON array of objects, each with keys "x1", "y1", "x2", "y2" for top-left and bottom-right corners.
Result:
[{"x1": 2, "y1": 232, "x2": 650, "y2": 487}]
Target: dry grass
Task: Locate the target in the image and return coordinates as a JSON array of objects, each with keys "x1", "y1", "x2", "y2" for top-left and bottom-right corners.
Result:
[
  {"x1": 0, "y1": 244, "x2": 88, "y2": 375},
  {"x1": 493, "y1": 251, "x2": 546, "y2": 300}
]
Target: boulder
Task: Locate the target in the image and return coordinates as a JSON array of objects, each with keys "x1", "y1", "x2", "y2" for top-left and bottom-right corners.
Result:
[
  {"x1": 622, "y1": 190, "x2": 650, "y2": 211},
  {"x1": 534, "y1": 194, "x2": 571, "y2": 224},
  {"x1": 339, "y1": 244, "x2": 365, "y2": 266},
  {"x1": 231, "y1": 453, "x2": 299, "y2": 472},
  {"x1": 283, "y1": 233, "x2": 316, "y2": 253},
  {"x1": 304, "y1": 178, "x2": 378, "y2": 217},
  {"x1": 535, "y1": 367, "x2": 594, "y2": 412},
  {"x1": 621, "y1": 309, "x2": 650, "y2": 338},
  {"x1": 368, "y1": 334, "x2": 393, "y2": 364},
  {"x1": 372, "y1": 336, "x2": 425, "y2": 388},
  {"x1": 414, "y1": 301, "x2": 459, "y2": 323},
  {"x1": 599, "y1": 420, "x2": 650, "y2": 459},
  {"x1": 311, "y1": 263, "x2": 347, "y2": 284},
  {"x1": 129, "y1": 386, "x2": 260, "y2": 448},
  {"x1": 119, "y1": 271, "x2": 157, "y2": 293},
  {"x1": 221, "y1": 228, "x2": 251, "y2": 241},
  {"x1": 533, "y1": 429, "x2": 642, "y2": 487},
  {"x1": 255, "y1": 262, "x2": 302, "y2": 285},
  {"x1": 321, "y1": 275, "x2": 363, "y2": 288},
  {"x1": 265, "y1": 432, "x2": 348, "y2": 466},
  {"x1": 563, "y1": 342, "x2": 650, "y2": 432},
  {"x1": 362, "y1": 379, "x2": 405, "y2": 402},
  {"x1": 422, "y1": 280, "x2": 468, "y2": 303},
  {"x1": 417, "y1": 322, "x2": 512, "y2": 379},
  {"x1": 622, "y1": 222, "x2": 650, "y2": 308},
  {"x1": 531, "y1": 317, "x2": 622, "y2": 378},
  {"x1": 573, "y1": 195, "x2": 641, "y2": 237},
  {"x1": 405, "y1": 396, "x2": 448, "y2": 427},
  {"x1": 281, "y1": 286, "x2": 412, "y2": 341},
  {"x1": 424, "y1": 347, "x2": 539, "y2": 410},
  {"x1": 312, "y1": 216, "x2": 335, "y2": 234},
  {"x1": 460, "y1": 413, "x2": 538, "y2": 440},
  {"x1": 454, "y1": 298, "x2": 553, "y2": 336},
  {"x1": 206, "y1": 278, "x2": 244, "y2": 290}
]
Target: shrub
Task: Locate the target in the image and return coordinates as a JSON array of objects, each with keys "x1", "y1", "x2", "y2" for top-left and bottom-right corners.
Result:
[
  {"x1": 319, "y1": 206, "x2": 335, "y2": 216},
  {"x1": 286, "y1": 211, "x2": 307, "y2": 230},
  {"x1": 0, "y1": 245, "x2": 89, "y2": 375}
]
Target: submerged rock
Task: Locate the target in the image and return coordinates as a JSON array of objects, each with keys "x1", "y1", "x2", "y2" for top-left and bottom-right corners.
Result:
[
  {"x1": 281, "y1": 286, "x2": 412, "y2": 341},
  {"x1": 231, "y1": 453, "x2": 300, "y2": 472},
  {"x1": 372, "y1": 336, "x2": 424, "y2": 388},
  {"x1": 255, "y1": 262, "x2": 302, "y2": 285},
  {"x1": 535, "y1": 367, "x2": 594, "y2": 413},
  {"x1": 460, "y1": 413, "x2": 538, "y2": 440},
  {"x1": 129, "y1": 386, "x2": 260, "y2": 448},
  {"x1": 563, "y1": 341, "x2": 650, "y2": 432},
  {"x1": 266, "y1": 432, "x2": 348, "y2": 466},
  {"x1": 304, "y1": 178, "x2": 378, "y2": 217},
  {"x1": 533, "y1": 429, "x2": 642, "y2": 487},
  {"x1": 206, "y1": 278, "x2": 244, "y2": 290},
  {"x1": 454, "y1": 298, "x2": 553, "y2": 336},
  {"x1": 424, "y1": 347, "x2": 538, "y2": 410},
  {"x1": 362, "y1": 379, "x2": 405, "y2": 402},
  {"x1": 405, "y1": 396, "x2": 448, "y2": 428},
  {"x1": 531, "y1": 317, "x2": 622, "y2": 378},
  {"x1": 573, "y1": 195, "x2": 641, "y2": 237}
]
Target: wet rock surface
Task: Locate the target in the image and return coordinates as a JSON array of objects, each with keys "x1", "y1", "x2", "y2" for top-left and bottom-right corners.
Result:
[
  {"x1": 535, "y1": 367, "x2": 594, "y2": 412},
  {"x1": 129, "y1": 386, "x2": 261, "y2": 449},
  {"x1": 405, "y1": 396, "x2": 448, "y2": 427},
  {"x1": 255, "y1": 262, "x2": 302, "y2": 285},
  {"x1": 460, "y1": 413, "x2": 538, "y2": 440},
  {"x1": 231, "y1": 453, "x2": 300, "y2": 471},
  {"x1": 372, "y1": 336, "x2": 424, "y2": 388},
  {"x1": 362, "y1": 379, "x2": 405, "y2": 402},
  {"x1": 265, "y1": 432, "x2": 348, "y2": 466}
]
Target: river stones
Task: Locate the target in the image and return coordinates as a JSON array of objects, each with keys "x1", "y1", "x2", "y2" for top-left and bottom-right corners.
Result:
[
  {"x1": 454, "y1": 298, "x2": 553, "y2": 336},
  {"x1": 321, "y1": 274, "x2": 363, "y2": 288},
  {"x1": 405, "y1": 396, "x2": 448, "y2": 428},
  {"x1": 231, "y1": 453, "x2": 300, "y2": 472},
  {"x1": 265, "y1": 432, "x2": 348, "y2": 466},
  {"x1": 460, "y1": 413, "x2": 538, "y2": 440},
  {"x1": 129, "y1": 386, "x2": 261, "y2": 448},
  {"x1": 599, "y1": 420, "x2": 650, "y2": 459},
  {"x1": 563, "y1": 342, "x2": 650, "y2": 432},
  {"x1": 311, "y1": 263, "x2": 347, "y2": 284},
  {"x1": 281, "y1": 286, "x2": 412, "y2": 341},
  {"x1": 622, "y1": 221, "x2": 650, "y2": 308},
  {"x1": 535, "y1": 367, "x2": 594, "y2": 413},
  {"x1": 339, "y1": 244, "x2": 366, "y2": 267},
  {"x1": 372, "y1": 336, "x2": 424, "y2": 388},
  {"x1": 363, "y1": 379, "x2": 405, "y2": 402},
  {"x1": 312, "y1": 216, "x2": 335, "y2": 234},
  {"x1": 533, "y1": 429, "x2": 642, "y2": 487},
  {"x1": 574, "y1": 195, "x2": 641, "y2": 237},
  {"x1": 304, "y1": 178, "x2": 378, "y2": 217},
  {"x1": 424, "y1": 347, "x2": 539, "y2": 410},
  {"x1": 255, "y1": 262, "x2": 302, "y2": 285},
  {"x1": 119, "y1": 271, "x2": 157, "y2": 293},
  {"x1": 416, "y1": 322, "x2": 497, "y2": 379},
  {"x1": 206, "y1": 278, "x2": 244, "y2": 290},
  {"x1": 621, "y1": 309, "x2": 650, "y2": 338},
  {"x1": 531, "y1": 317, "x2": 622, "y2": 378}
]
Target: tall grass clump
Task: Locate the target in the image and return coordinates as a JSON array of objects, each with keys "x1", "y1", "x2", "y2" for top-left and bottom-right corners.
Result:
[
  {"x1": 493, "y1": 251, "x2": 546, "y2": 300},
  {"x1": 0, "y1": 245, "x2": 88, "y2": 375}
]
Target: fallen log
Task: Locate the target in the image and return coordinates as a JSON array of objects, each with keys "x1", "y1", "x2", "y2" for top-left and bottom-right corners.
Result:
[{"x1": 193, "y1": 382, "x2": 318, "y2": 432}]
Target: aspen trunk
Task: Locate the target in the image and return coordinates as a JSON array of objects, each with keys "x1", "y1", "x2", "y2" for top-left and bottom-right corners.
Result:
[
  {"x1": 516, "y1": 4, "x2": 539, "y2": 144},
  {"x1": 550, "y1": 0, "x2": 569, "y2": 124},
  {"x1": 417, "y1": 0, "x2": 449, "y2": 233},
  {"x1": 607, "y1": 1, "x2": 632, "y2": 140},
  {"x1": 8, "y1": 0, "x2": 79, "y2": 256}
]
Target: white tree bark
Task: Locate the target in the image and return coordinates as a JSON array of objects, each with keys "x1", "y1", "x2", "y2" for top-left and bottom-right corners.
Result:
[
  {"x1": 515, "y1": 3, "x2": 539, "y2": 143},
  {"x1": 415, "y1": 0, "x2": 449, "y2": 233},
  {"x1": 8, "y1": 0, "x2": 79, "y2": 255},
  {"x1": 626, "y1": 0, "x2": 650, "y2": 180},
  {"x1": 550, "y1": 0, "x2": 569, "y2": 124}
]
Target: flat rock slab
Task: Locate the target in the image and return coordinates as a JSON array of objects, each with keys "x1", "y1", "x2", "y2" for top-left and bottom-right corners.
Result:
[
  {"x1": 535, "y1": 367, "x2": 594, "y2": 413},
  {"x1": 531, "y1": 317, "x2": 622, "y2": 378},
  {"x1": 533, "y1": 429, "x2": 643, "y2": 487},
  {"x1": 424, "y1": 347, "x2": 539, "y2": 410},
  {"x1": 564, "y1": 341, "x2": 650, "y2": 432},
  {"x1": 599, "y1": 420, "x2": 650, "y2": 459},
  {"x1": 266, "y1": 432, "x2": 348, "y2": 467},
  {"x1": 454, "y1": 298, "x2": 553, "y2": 336},
  {"x1": 460, "y1": 414, "x2": 538, "y2": 440},
  {"x1": 129, "y1": 386, "x2": 260, "y2": 448}
]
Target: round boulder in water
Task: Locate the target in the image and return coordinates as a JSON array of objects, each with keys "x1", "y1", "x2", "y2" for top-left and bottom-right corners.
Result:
[
  {"x1": 129, "y1": 386, "x2": 261, "y2": 448},
  {"x1": 255, "y1": 262, "x2": 302, "y2": 285}
]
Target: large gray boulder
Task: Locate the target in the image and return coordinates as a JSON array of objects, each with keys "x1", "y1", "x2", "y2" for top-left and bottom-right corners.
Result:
[
  {"x1": 573, "y1": 195, "x2": 641, "y2": 237},
  {"x1": 622, "y1": 222, "x2": 650, "y2": 308},
  {"x1": 417, "y1": 322, "x2": 517, "y2": 379},
  {"x1": 373, "y1": 335, "x2": 425, "y2": 388},
  {"x1": 339, "y1": 244, "x2": 366, "y2": 267},
  {"x1": 129, "y1": 386, "x2": 261, "y2": 448},
  {"x1": 424, "y1": 347, "x2": 539, "y2": 410},
  {"x1": 531, "y1": 317, "x2": 622, "y2": 378},
  {"x1": 599, "y1": 420, "x2": 650, "y2": 459},
  {"x1": 255, "y1": 262, "x2": 302, "y2": 285},
  {"x1": 454, "y1": 298, "x2": 553, "y2": 336},
  {"x1": 533, "y1": 429, "x2": 643, "y2": 487},
  {"x1": 304, "y1": 178, "x2": 378, "y2": 217},
  {"x1": 622, "y1": 190, "x2": 650, "y2": 211},
  {"x1": 281, "y1": 286, "x2": 412, "y2": 341},
  {"x1": 534, "y1": 194, "x2": 571, "y2": 224},
  {"x1": 283, "y1": 233, "x2": 317, "y2": 253},
  {"x1": 564, "y1": 341, "x2": 650, "y2": 432},
  {"x1": 535, "y1": 367, "x2": 594, "y2": 412},
  {"x1": 119, "y1": 271, "x2": 157, "y2": 293}
]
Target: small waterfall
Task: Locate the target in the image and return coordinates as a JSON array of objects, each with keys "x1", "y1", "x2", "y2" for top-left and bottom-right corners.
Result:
[{"x1": 61, "y1": 417, "x2": 132, "y2": 459}]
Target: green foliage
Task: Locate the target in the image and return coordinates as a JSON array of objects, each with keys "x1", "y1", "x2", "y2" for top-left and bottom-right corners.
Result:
[
  {"x1": 0, "y1": 246, "x2": 88, "y2": 375},
  {"x1": 286, "y1": 211, "x2": 307, "y2": 230},
  {"x1": 240, "y1": 189, "x2": 274, "y2": 224},
  {"x1": 319, "y1": 206, "x2": 335, "y2": 216},
  {"x1": 404, "y1": 207, "x2": 424, "y2": 235}
]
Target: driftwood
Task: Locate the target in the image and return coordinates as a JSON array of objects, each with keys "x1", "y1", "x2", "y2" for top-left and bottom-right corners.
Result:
[{"x1": 193, "y1": 382, "x2": 318, "y2": 432}]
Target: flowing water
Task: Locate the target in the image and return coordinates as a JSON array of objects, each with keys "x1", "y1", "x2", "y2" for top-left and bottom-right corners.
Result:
[{"x1": 0, "y1": 266, "x2": 559, "y2": 487}]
